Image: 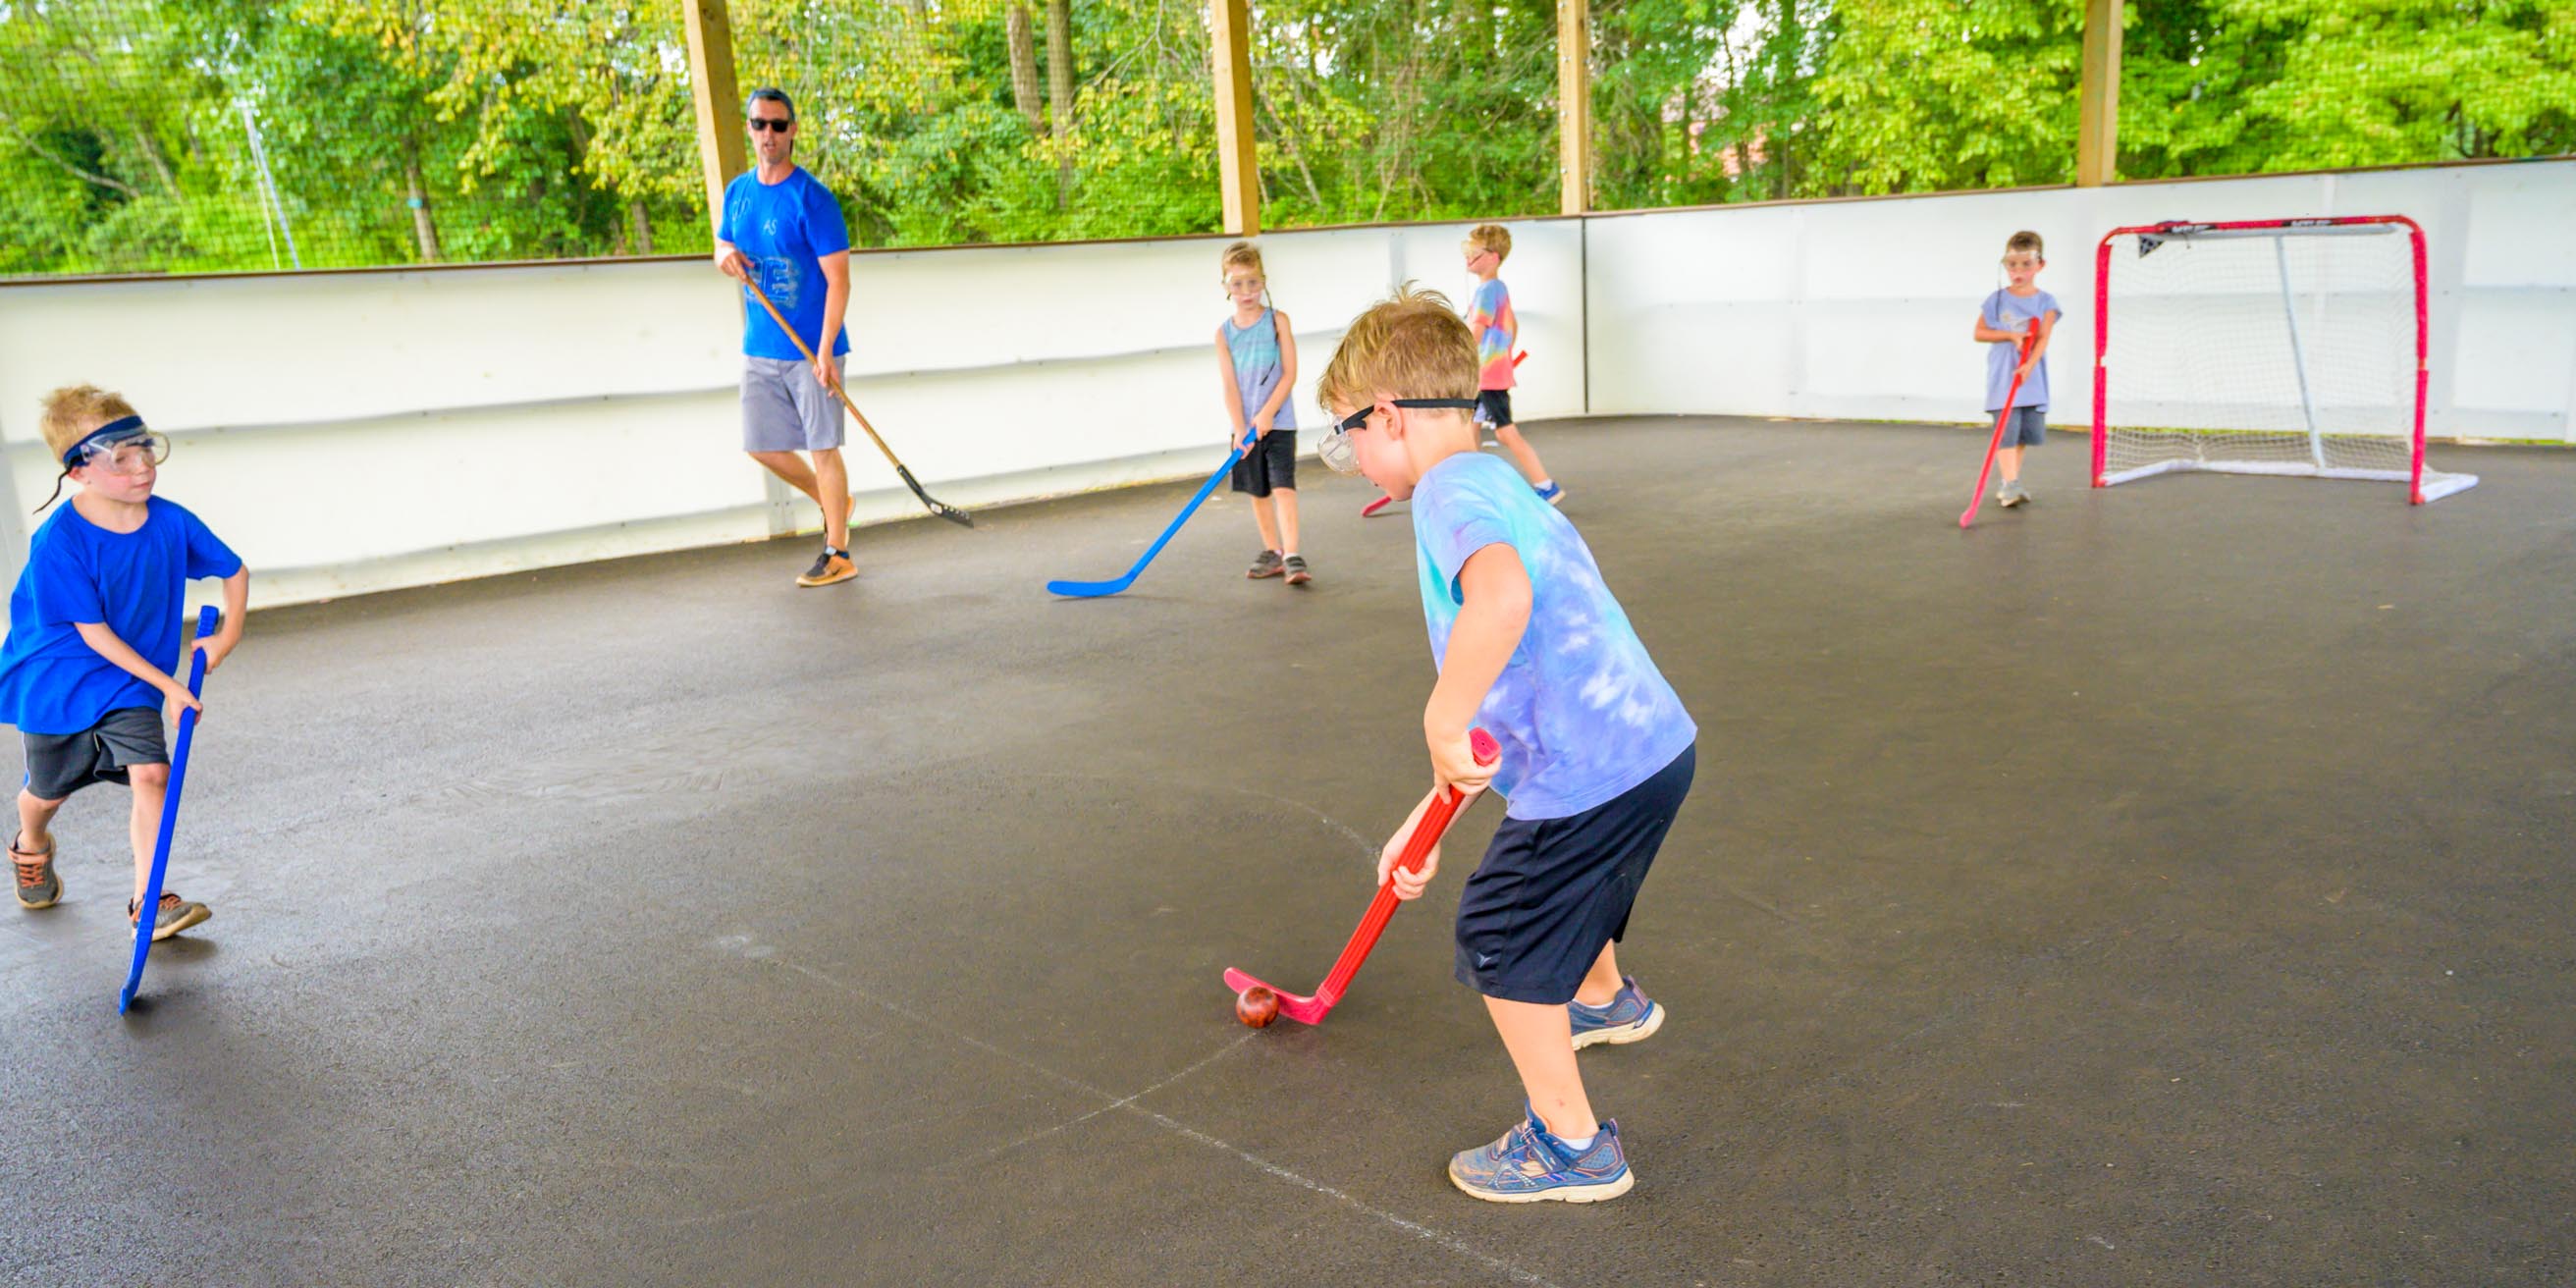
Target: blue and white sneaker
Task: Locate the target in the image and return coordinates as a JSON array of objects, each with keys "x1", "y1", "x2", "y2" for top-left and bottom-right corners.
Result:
[
  {"x1": 1533, "y1": 481, "x2": 1566, "y2": 506},
  {"x1": 1569, "y1": 975, "x2": 1664, "y2": 1050},
  {"x1": 1448, "y1": 1112, "x2": 1633, "y2": 1204}
]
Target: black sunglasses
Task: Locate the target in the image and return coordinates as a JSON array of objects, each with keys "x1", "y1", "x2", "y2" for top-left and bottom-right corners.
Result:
[
  {"x1": 1334, "y1": 398, "x2": 1477, "y2": 433},
  {"x1": 748, "y1": 118, "x2": 794, "y2": 133}
]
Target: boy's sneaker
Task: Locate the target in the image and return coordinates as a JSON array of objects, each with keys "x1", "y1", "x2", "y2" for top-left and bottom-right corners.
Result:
[
  {"x1": 130, "y1": 892, "x2": 210, "y2": 942},
  {"x1": 1569, "y1": 975, "x2": 1665, "y2": 1049},
  {"x1": 1998, "y1": 480, "x2": 2029, "y2": 508},
  {"x1": 1448, "y1": 1113, "x2": 1633, "y2": 1204},
  {"x1": 797, "y1": 548, "x2": 856, "y2": 587},
  {"x1": 1282, "y1": 555, "x2": 1311, "y2": 586},
  {"x1": 1534, "y1": 481, "x2": 1566, "y2": 507},
  {"x1": 11, "y1": 834, "x2": 60, "y2": 910},
  {"x1": 1361, "y1": 496, "x2": 1396, "y2": 517},
  {"x1": 1246, "y1": 550, "x2": 1285, "y2": 579}
]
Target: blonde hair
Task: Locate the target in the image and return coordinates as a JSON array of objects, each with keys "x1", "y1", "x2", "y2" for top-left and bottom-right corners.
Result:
[
  {"x1": 1219, "y1": 241, "x2": 1264, "y2": 278},
  {"x1": 1464, "y1": 223, "x2": 1513, "y2": 262},
  {"x1": 1317, "y1": 283, "x2": 1478, "y2": 412},
  {"x1": 39, "y1": 384, "x2": 137, "y2": 464},
  {"x1": 2006, "y1": 230, "x2": 2044, "y2": 258}
]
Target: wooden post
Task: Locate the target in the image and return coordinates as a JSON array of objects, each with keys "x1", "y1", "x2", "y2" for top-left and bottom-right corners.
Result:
[
  {"x1": 1558, "y1": 0, "x2": 1590, "y2": 215},
  {"x1": 1208, "y1": 0, "x2": 1260, "y2": 236},
  {"x1": 2076, "y1": 0, "x2": 2120, "y2": 187},
  {"x1": 682, "y1": 0, "x2": 747, "y2": 234}
]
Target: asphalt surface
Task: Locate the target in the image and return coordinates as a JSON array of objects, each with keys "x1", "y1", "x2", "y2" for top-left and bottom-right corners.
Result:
[{"x1": 4, "y1": 418, "x2": 2569, "y2": 1286}]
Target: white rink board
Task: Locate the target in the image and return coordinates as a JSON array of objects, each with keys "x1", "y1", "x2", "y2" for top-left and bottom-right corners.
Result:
[{"x1": 0, "y1": 159, "x2": 2564, "y2": 609}]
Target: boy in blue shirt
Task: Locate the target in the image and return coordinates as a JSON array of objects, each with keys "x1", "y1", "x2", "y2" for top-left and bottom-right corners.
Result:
[
  {"x1": 1315, "y1": 287, "x2": 1697, "y2": 1204},
  {"x1": 1972, "y1": 230, "x2": 2062, "y2": 508},
  {"x1": 2, "y1": 386, "x2": 245, "y2": 939}
]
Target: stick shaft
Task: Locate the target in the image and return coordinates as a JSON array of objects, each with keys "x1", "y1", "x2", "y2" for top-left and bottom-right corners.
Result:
[
  {"x1": 120, "y1": 606, "x2": 216, "y2": 1011},
  {"x1": 1960, "y1": 322, "x2": 2039, "y2": 528}
]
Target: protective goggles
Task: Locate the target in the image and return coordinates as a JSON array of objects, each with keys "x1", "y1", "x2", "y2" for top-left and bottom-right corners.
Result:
[
  {"x1": 65, "y1": 417, "x2": 170, "y2": 475},
  {"x1": 1315, "y1": 399, "x2": 1477, "y2": 475}
]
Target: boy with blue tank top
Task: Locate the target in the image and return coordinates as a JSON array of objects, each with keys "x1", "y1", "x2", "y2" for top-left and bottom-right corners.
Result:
[
  {"x1": 1214, "y1": 242, "x2": 1307, "y2": 584},
  {"x1": 1315, "y1": 286, "x2": 1697, "y2": 1204},
  {"x1": 3, "y1": 385, "x2": 246, "y2": 941}
]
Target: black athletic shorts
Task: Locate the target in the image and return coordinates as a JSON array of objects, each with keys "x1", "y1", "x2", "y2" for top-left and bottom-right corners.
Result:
[
  {"x1": 1230, "y1": 429, "x2": 1297, "y2": 498},
  {"x1": 1455, "y1": 743, "x2": 1695, "y2": 1004},
  {"x1": 1476, "y1": 390, "x2": 1514, "y2": 430},
  {"x1": 22, "y1": 706, "x2": 166, "y2": 802}
]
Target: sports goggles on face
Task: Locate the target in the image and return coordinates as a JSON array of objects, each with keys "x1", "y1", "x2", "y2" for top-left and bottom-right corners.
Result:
[
  {"x1": 35, "y1": 415, "x2": 169, "y2": 511},
  {"x1": 62, "y1": 415, "x2": 169, "y2": 473},
  {"x1": 1315, "y1": 399, "x2": 1477, "y2": 475}
]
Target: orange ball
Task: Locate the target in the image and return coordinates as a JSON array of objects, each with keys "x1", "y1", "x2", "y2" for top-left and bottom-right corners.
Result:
[{"x1": 1235, "y1": 986, "x2": 1279, "y2": 1028}]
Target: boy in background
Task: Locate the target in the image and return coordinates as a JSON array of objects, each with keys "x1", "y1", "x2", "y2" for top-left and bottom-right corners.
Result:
[{"x1": 1972, "y1": 230, "x2": 2062, "y2": 508}]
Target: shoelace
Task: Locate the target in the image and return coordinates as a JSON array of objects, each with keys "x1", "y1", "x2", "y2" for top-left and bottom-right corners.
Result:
[{"x1": 12, "y1": 856, "x2": 46, "y2": 887}]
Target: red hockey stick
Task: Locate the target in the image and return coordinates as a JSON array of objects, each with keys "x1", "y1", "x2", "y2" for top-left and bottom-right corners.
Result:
[
  {"x1": 1959, "y1": 320, "x2": 2041, "y2": 529},
  {"x1": 1224, "y1": 729, "x2": 1501, "y2": 1026}
]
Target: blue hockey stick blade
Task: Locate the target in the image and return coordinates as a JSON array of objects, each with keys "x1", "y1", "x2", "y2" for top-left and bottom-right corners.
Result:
[
  {"x1": 120, "y1": 605, "x2": 217, "y2": 1015},
  {"x1": 1046, "y1": 441, "x2": 1248, "y2": 599}
]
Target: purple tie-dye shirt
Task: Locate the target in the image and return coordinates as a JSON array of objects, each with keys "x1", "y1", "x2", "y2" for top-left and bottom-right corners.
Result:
[{"x1": 1413, "y1": 452, "x2": 1695, "y2": 820}]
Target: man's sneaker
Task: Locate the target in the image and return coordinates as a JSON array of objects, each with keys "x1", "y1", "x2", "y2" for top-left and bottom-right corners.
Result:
[
  {"x1": 130, "y1": 892, "x2": 210, "y2": 942},
  {"x1": 797, "y1": 549, "x2": 857, "y2": 587},
  {"x1": 1570, "y1": 976, "x2": 1664, "y2": 1049},
  {"x1": 1246, "y1": 550, "x2": 1285, "y2": 579},
  {"x1": 1534, "y1": 481, "x2": 1566, "y2": 507},
  {"x1": 1361, "y1": 496, "x2": 1396, "y2": 517},
  {"x1": 1282, "y1": 555, "x2": 1311, "y2": 586},
  {"x1": 1448, "y1": 1113, "x2": 1633, "y2": 1204},
  {"x1": 1999, "y1": 480, "x2": 2029, "y2": 508},
  {"x1": 11, "y1": 834, "x2": 59, "y2": 910}
]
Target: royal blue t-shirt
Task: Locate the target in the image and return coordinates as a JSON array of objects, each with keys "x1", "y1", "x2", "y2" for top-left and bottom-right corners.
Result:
[
  {"x1": 719, "y1": 166, "x2": 853, "y2": 362},
  {"x1": 0, "y1": 498, "x2": 241, "y2": 735},
  {"x1": 1413, "y1": 452, "x2": 1696, "y2": 821}
]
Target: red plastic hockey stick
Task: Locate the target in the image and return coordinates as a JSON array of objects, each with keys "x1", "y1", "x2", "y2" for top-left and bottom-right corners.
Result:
[
  {"x1": 1224, "y1": 729, "x2": 1501, "y2": 1026},
  {"x1": 1960, "y1": 320, "x2": 2040, "y2": 529}
]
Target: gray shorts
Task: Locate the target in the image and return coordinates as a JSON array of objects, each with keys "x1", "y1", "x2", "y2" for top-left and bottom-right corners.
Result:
[
  {"x1": 22, "y1": 706, "x2": 166, "y2": 802},
  {"x1": 1989, "y1": 404, "x2": 2046, "y2": 449},
  {"x1": 742, "y1": 354, "x2": 848, "y2": 454}
]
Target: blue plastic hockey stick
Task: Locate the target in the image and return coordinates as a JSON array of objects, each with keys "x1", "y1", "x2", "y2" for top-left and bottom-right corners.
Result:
[
  {"x1": 1046, "y1": 433, "x2": 1253, "y2": 598},
  {"x1": 119, "y1": 605, "x2": 216, "y2": 1014}
]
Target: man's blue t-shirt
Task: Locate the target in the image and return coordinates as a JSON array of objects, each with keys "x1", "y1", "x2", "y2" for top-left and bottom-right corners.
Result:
[
  {"x1": 1412, "y1": 452, "x2": 1696, "y2": 821},
  {"x1": 0, "y1": 498, "x2": 241, "y2": 735},
  {"x1": 1981, "y1": 288, "x2": 2062, "y2": 411},
  {"x1": 719, "y1": 166, "x2": 853, "y2": 362}
]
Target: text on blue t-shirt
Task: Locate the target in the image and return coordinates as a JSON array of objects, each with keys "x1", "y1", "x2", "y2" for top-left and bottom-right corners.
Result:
[{"x1": 719, "y1": 167, "x2": 854, "y2": 362}]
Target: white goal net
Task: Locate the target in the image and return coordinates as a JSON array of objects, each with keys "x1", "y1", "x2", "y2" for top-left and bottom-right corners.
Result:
[{"x1": 2091, "y1": 216, "x2": 2475, "y2": 504}]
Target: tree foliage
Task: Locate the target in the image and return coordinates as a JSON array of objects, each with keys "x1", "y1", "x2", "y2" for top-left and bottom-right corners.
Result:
[{"x1": 0, "y1": 0, "x2": 2565, "y2": 277}]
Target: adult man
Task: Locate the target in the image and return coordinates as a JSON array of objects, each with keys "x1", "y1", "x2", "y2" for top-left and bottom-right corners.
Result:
[{"x1": 714, "y1": 87, "x2": 858, "y2": 588}]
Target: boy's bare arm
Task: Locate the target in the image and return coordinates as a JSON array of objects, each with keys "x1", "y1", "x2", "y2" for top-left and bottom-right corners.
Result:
[
  {"x1": 1424, "y1": 543, "x2": 1532, "y2": 792},
  {"x1": 1972, "y1": 312, "x2": 2026, "y2": 344},
  {"x1": 1214, "y1": 334, "x2": 1251, "y2": 441},
  {"x1": 199, "y1": 567, "x2": 249, "y2": 671},
  {"x1": 73, "y1": 621, "x2": 199, "y2": 712}
]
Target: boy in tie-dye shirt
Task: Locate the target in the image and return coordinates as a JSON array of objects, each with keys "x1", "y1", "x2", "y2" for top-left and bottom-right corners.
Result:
[
  {"x1": 1315, "y1": 285, "x2": 1696, "y2": 1206},
  {"x1": 1463, "y1": 224, "x2": 1561, "y2": 505}
]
